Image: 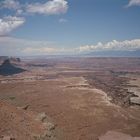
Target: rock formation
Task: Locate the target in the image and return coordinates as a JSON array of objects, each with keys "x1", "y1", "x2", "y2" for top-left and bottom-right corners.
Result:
[{"x1": 0, "y1": 59, "x2": 25, "y2": 76}]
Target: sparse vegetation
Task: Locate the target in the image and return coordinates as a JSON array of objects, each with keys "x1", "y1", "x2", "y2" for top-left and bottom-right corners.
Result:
[{"x1": 9, "y1": 96, "x2": 16, "y2": 100}]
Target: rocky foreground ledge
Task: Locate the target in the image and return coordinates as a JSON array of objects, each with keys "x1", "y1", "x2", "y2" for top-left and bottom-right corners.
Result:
[
  {"x1": 0, "y1": 100, "x2": 56, "y2": 140},
  {"x1": 98, "y1": 131, "x2": 140, "y2": 140}
]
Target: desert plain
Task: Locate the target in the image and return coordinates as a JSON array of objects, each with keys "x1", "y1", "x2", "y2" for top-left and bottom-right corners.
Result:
[{"x1": 0, "y1": 57, "x2": 140, "y2": 140}]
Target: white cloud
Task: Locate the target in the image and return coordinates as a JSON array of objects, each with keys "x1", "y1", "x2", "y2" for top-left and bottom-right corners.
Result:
[
  {"x1": 59, "y1": 18, "x2": 68, "y2": 23},
  {"x1": 0, "y1": 0, "x2": 20, "y2": 10},
  {"x1": 1, "y1": 37, "x2": 140, "y2": 56},
  {"x1": 23, "y1": 47, "x2": 58, "y2": 54},
  {"x1": 0, "y1": 16, "x2": 25, "y2": 36},
  {"x1": 0, "y1": 0, "x2": 69, "y2": 15},
  {"x1": 0, "y1": 36, "x2": 65, "y2": 55},
  {"x1": 79, "y1": 39, "x2": 140, "y2": 52},
  {"x1": 16, "y1": 9, "x2": 24, "y2": 15},
  {"x1": 126, "y1": 0, "x2": 140, "y2": 7},
  {"x1": 0, "y1": 0, "x2": 69, "y2": 35},
  {"x1": 26, "y1": 0, "x2": 68, "y2": 15}
]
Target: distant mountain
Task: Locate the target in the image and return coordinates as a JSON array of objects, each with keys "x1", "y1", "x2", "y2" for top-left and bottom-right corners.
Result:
[
  {"x1": 87, "y1": 50, "x2": 140, "y2": 57},
  {"x1": 0, "y1": 56, "x2": 21, "y2": 64},
  {"x1": 0, "y1": 59, "x2": 25, "y2": 76}
]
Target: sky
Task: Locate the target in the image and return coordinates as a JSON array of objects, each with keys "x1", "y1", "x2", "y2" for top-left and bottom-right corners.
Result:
[{"x1": 0, "y1": 0, "x2": 140, "y2": 56}]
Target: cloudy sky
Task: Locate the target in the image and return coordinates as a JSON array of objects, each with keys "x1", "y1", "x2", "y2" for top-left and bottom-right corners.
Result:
[{"x1": 0, "y1": 0, "x2": 140, "y2": 56}]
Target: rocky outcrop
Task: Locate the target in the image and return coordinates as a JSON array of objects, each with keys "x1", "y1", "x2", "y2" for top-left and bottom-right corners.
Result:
[
  {"x1": 35, "y1": 112, "x2": 56, "y2": 140},
  {"x1": 129, "y1": 89, "x2": 140, "y2": 105},
  {"x1": 0, "y1": 100, "x2": 57, "y2": 140},
  {"x1": 98, "y1": 131, "x2": 140, "y2": 140},
  {"x1": 0, "y1": 59, "x2": 25, "y2": 76},
  {"x1": 130, "y1": 97, "x2": 140, "y2": 105}
]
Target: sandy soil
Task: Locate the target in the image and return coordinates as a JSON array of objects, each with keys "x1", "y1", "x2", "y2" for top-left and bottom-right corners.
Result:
[
  {"x1": 0, "y1": 75, "x2": 140, "y2": 140},
  {"x1": 0, "y1": 58, "x2": 140, "y2": 140}
]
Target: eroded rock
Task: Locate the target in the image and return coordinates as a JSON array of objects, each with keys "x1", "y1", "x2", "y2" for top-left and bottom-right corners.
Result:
[
  {"x1": 130, "y1": 97, "x2": 140, "y2": 105},
  {"x1": 36, "y1": 112, "x2": 47, "y2": 122},
  {"x1": 43, "y1": 122, "x2": 55, "y2": 131},
  {"x1": 0, "y1": 136, "x2": 15, "y2": 140},
  {"x1": 98, "y1": 131, "x2": 140, "y2": 140},
  {"x1": 17, "y1": 105, "x2": 30, "y2": 110}
]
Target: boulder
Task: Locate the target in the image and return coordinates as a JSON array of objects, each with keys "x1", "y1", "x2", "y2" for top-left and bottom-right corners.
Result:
[
  {"x1": 35, "y1": 112, "x2": 47, "y2": 122},
  {"x1": 98, "y1": 131, "x2": 140, "y2": 140},
  {"x1": 43, "y1": 122, "x2": 55, "y2": 131}
]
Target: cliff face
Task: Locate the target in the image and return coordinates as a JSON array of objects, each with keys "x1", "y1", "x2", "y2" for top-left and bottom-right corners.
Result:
[{"x1": 0, "y1": 59, "x2": 25, "y2": 76}]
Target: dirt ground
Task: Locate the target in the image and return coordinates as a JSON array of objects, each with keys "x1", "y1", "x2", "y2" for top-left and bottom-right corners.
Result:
[{"x1": 0, "y1": 57, "x2": 140, "y2": 140}]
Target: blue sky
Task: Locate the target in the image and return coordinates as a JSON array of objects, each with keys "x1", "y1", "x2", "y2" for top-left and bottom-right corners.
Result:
[{"x1": 0, "y1": 0, "x2": 140, "y2": 56}]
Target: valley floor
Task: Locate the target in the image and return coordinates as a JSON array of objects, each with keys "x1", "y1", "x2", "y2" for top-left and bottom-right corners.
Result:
[{"x1": 0, "y1": 57, "x2": 140, "y2": 140}]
